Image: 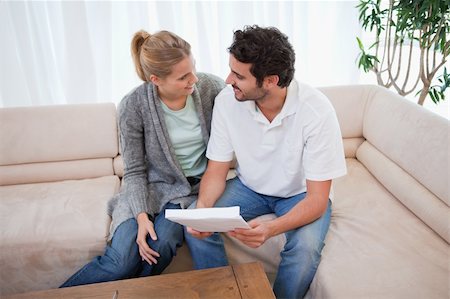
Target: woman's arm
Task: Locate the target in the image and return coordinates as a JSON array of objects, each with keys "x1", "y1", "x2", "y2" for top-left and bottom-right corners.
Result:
[
  {"x1": 118, "y1": 95, "x2": 150, "y2": 218},
  {"x1": 118, "y1": 94, "x2": 160, "y2": 264}
]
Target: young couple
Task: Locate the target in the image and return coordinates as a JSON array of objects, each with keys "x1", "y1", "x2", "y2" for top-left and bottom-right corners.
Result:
[{"x1": 61, "y1": 25, "x2": 346, "y2": 299}]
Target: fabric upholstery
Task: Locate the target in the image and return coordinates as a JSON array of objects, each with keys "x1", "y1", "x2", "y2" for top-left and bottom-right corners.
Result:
[
  {"x1": 307, "y1": 159, "x2": 448, "y2": 299},
  {"x1": 0, "y1": 176, "x2": 120, "y2": 295},
  {"x1": 0, "y1": 158, "x2": 114, "y2": 186},
  {"x1": 1, "y1": 86, "x2": 448, "y2": 298},
  {"x1": 0, "y1": 103, "x2": 118, "y2": 166},
  {"x1": 362, "y1": 87, "x2": 449, "y2": 205},
  {"x1": 319, "y1": 85, "x2": 371, "y2": 138},
  {"x1": 113, "y1": 155, "x2": 124, "y2": 178},
  {"x1": 357, "y1": 141, "x2": 449, "y2": 243},
  {"x1": 342, "y1": 137, "x2": 365, "y2": 158},
  {"x1": 0, "y1": 103, "x2": 122, "y2": 296}
]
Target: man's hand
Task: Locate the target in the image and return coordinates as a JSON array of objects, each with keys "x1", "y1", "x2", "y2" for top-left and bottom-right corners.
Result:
[
  {"x1": 227, "y1": 219, "x2": 273, "y2": 248},
  {"x1": 186, "y1": 226, "x2": 213, "y2": 239},
  {"x1": 185, "y1": 160, "x2": 232, "y2": 240},
  {"x1": 136, "y1": 212, "x2": 160, "y2": 265}
]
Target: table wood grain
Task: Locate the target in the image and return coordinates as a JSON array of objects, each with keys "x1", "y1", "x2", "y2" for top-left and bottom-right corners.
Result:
[{"x1": 5, "y1": 262, "x2": 274, "y2": 299}]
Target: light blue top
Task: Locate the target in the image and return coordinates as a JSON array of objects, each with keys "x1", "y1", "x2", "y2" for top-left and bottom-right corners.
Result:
[{"x1": 161, "y1": 95, "x2": 207, "y2": 177}]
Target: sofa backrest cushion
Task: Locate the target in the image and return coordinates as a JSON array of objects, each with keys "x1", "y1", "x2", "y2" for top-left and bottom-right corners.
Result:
[
  {"x1": 319, "y1": 85, "x2": 369, "y2": 139},
  {"x1": 0, "y1": 103, "x2": 118, "y2": 185},
  {"x1": 319, "y1": 86, "x2": 369, "y2": 158},
  {"x1": 361, "y1": 87, "x2": 449, "y2": 242},
  {"x1": 321, "y1": 85, "x2": 449, "y2": 242},
  {"x1": 0, "y1": 158, "x2": 115, "y2": 186},
  {"x1": 362, "y1": 86, "x2": 449, "y2": 205}
]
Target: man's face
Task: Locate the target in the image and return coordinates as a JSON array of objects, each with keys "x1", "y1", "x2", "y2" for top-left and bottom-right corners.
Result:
[{"x1": 225, "y1": 55, "x2": 268, "y2": 102}]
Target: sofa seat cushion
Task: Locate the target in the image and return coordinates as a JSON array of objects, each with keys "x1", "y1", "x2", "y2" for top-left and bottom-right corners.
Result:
[
  {"x1": 0, "y1": 175, "x2": 120, "y2": 296},
  {"x1": 307, "y1": 159, "x2": 448, "y2": 298}
]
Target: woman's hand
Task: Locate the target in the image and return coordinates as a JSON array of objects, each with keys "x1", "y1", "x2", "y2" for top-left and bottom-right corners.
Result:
[{"x1": 136, "y1": 212, "x2": 160, "y2": 265}]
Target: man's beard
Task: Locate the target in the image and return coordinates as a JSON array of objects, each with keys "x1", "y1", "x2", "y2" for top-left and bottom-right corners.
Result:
[{"x1": 232, "y1": 85, "x2": 268, "y2": 102}]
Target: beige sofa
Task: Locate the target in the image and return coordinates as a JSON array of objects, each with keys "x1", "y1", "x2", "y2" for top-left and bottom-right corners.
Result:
[{"x1": 0, "y1": 85, "x2": 448, "y2": 298}]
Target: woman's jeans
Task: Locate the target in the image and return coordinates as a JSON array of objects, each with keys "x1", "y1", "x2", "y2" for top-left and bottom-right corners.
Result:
[
  {"x1": 60, "y1": 202, "x2": 183, "y2": 287},
  {"x1": 184, "y1": 177, "x2": 331, "y2": 299}
]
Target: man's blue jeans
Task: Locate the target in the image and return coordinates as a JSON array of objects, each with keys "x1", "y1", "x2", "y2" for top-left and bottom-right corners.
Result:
[
  {"x1": 60, "y1": 202, "x2": 183, "y2": 287},
  {"x1": 184, "y1": 177, "x2": 331, "y2": 299}
]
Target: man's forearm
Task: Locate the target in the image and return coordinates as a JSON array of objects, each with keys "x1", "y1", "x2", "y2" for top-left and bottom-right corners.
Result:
[
  {"x1": 267, "y1": 193, "x2": 328, "y2": 236},
  {"x1": 196, "y1": 171, "x2": 226, "y2": 208},
  {"x1": 265, "y1": 180, "x2": 332, "y2": 237},
  {"x1": 196, "y1": 160, "x2": 231, "y2": 208}
]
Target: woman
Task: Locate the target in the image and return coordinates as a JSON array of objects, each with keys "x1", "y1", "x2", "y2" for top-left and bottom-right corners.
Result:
[{"x1": 61, "y1": 30, "x2": 225, "y2": 287}]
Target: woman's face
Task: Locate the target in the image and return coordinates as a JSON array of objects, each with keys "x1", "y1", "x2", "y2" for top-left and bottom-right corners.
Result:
[{"x1": 154, "y1": 55, "x2": 198, "y2": 101}]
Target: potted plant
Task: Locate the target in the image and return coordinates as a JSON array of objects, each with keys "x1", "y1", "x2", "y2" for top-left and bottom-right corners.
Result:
[{"x1": 356, "y1": 0, "x2": 449, "y2": 105}]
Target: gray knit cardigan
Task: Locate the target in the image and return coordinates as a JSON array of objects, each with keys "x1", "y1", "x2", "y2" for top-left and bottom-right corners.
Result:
[{"x1": 107, "y1": 72, "x2": 225, "y2": 239}]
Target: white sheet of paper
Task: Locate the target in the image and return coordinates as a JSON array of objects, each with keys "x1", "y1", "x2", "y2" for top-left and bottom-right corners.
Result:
[{"x1": 165, "y1": 206, "x2": 250, "y2": 232}]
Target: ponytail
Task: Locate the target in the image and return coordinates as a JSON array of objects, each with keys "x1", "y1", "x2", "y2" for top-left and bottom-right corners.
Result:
[{"x1": 131, "y1": 30, "x2": 151, "y2": 81}]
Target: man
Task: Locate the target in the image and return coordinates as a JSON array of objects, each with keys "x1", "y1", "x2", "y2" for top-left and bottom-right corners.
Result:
[{"x1": 185, "y1": 25, "x2": 347, "y2": 298}]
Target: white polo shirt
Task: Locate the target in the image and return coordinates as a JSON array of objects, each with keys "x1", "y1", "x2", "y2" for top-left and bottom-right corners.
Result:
[{"x1": 206, "y1": 80, "x2": 347, "y2": 197}]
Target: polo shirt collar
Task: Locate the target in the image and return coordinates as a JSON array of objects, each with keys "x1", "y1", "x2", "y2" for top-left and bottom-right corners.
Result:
[{"x1": 277, "y1": 79, "x2": 299, "y2": 120}]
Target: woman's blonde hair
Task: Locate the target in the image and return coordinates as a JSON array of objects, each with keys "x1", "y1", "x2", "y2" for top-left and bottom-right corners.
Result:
[{"x1": 131, "y1": 30, "x2": 191, "y2": 82}]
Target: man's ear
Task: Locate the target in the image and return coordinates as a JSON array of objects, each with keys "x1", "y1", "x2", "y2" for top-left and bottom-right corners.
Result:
[
  {"x1": 264, "y1": 75, "x2": 279, "y2": 88},
  {"x1": 149, "y1": 74, "x2": 160, "y2": 86}
]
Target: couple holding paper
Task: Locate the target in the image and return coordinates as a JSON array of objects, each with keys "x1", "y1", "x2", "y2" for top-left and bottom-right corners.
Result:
[{"x1": 61, "y1": 25, "x2": 346, "y2": 299}]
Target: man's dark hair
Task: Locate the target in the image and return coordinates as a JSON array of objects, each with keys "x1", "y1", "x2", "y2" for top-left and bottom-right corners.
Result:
[{"x1": 228, "y1": 25, "x2": 295, "y2": 88}]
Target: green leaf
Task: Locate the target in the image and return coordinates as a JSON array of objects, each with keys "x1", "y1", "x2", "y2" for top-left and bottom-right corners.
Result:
[
  {"x1": 433, "y1": 88, "x2": 439, "y2": 102},
  {"x1": 356, "y1": 37, "x2": 365, "y2": 51},
  {"x1": 429, "y1": 90, "x2": 437, "y2": 104}
]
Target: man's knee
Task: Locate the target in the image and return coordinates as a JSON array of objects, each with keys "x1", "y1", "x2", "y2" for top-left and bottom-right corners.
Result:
[{"x1": 284, "y1": 232, "x2": 324, "y2": 261}]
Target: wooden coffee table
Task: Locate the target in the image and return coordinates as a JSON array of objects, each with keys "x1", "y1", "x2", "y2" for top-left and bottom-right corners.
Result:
[{"x1": 5, "y1": 262, "x2": 275, "y2": 299}]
